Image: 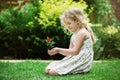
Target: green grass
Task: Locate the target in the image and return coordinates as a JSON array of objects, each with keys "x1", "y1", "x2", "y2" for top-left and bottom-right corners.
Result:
[{"x1": 0, "y1": 60, "x2": 120, "y2": 80}]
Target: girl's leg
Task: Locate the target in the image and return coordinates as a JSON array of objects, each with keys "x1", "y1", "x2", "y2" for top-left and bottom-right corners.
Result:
[
  {"x1": 45, "y1": 69, "x2": 50, "y2": 74},
  {"x1": 49, "y1": 69, "x2": 58, "y2": 76}
]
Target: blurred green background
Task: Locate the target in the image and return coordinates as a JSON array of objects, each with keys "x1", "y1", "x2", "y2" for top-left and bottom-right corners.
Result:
[{"x1": 0, "y1": 0, "x2": 120, "y2": 60}]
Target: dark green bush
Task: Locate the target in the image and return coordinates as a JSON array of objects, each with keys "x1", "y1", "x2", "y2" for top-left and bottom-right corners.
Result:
[
  {"x1": 0, "y1": 0, "x2": 119, "y2": 60},
  {"x1": 0, "y1": 0, "x2": 87, "y2": 59}
]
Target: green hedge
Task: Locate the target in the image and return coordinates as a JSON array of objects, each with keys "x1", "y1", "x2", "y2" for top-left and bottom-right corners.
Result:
[
  {"x1": 93, "y1": 25, "x2": 120, "y2": 59},
  {"x1": 0, "y1": 0, "x2": 120, "y2": 59},
  {"x1": 85, "y1": 0, "x2": 114, "y2": 26},
  {"x1": 0, "y1": 0, "x2": 88, "y2": 59}
]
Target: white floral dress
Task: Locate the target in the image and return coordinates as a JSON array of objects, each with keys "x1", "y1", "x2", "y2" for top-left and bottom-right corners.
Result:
[{"x1": 46, "y1": 33, "x2": 94, "y2": 75}]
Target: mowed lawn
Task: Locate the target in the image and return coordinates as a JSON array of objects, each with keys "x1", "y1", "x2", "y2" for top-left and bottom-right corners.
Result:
[{"x1": 0, "y1": 60, "x2": 120, "y2": 80}]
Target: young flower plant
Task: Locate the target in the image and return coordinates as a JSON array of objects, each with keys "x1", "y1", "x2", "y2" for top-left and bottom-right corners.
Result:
[{"x1": 46, "y1": 37, "x2": 55, "y2": 50}]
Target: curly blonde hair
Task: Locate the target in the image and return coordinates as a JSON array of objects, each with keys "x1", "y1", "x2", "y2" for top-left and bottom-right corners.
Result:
[{"x1": 60, "y1": 7, "x2": 96, "y2": 43}]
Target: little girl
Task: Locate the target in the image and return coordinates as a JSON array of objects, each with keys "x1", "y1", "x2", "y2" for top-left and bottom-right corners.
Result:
[{"x1": 45, "y1": 7, "x2": 96, "y2": 75}]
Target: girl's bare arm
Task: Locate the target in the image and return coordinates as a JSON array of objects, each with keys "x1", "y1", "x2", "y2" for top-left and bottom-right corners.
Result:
[{"x1": 48, "y1": 30, "x2": 87, "y2": 56}]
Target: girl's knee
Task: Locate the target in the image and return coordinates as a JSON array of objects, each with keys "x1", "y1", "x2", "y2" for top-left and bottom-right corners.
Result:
[{"x1": 49, "y1": 69, "x2": 58, "y2": 76}]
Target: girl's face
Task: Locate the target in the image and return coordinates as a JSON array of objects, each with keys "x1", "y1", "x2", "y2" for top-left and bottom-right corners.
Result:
[{"x1": 65, "y1": 19, "x2": 79, "y2": 32}]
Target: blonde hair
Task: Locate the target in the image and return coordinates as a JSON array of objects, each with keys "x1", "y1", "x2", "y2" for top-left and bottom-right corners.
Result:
[{"x1": 60, "y1": 7, "x2": 96, "y2": 43}]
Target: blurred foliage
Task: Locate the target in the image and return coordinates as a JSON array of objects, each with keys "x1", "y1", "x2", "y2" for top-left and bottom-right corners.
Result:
[
  {"x1": 85, "y1": 0, "x2": 120, "y2": 27},
  {"x1": 100, "y1": 26, "x2": 120, "y2": 59},
  {"x1": 0, "y1": 3, "x2": 37, "y2": 32},
  {"x1": 93, "y1": 25, "x2": 120, "y2": 59},
  {"x1": 0, "y1": 0, "x2": 88, "y2": 59},
  {"x1": 85, "y1": 0, "x2": 120, "y2": 59},
  {"x1": 37, "y1": 0, "x2": 87, "y2": 28},
  {"x1": 0, "y1": 0, "x2": 120, "y2": 60}
]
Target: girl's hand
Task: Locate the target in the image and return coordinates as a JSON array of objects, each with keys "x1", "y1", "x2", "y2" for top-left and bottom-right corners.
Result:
[{"x1": 48, "y1": 47, "x2": 59, "y2": 56}]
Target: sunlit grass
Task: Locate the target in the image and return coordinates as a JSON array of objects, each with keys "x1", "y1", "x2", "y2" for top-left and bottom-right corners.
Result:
[{"x1": 0, "y1": 60, "x2": 120, "y2": 80}]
